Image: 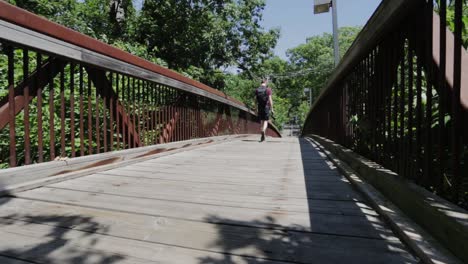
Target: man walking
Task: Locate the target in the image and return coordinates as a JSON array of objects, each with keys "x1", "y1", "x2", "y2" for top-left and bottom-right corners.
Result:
[{"x1": 255, "y1": 79, "x2": 274, "y2": 142}]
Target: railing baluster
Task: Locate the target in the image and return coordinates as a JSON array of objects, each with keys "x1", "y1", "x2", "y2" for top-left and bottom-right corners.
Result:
[
  {"x1": 399, "y1": 39, "x2": 406, "y2": 176},
  {"x1": 392, "y1": 39, "x2": 399, "y2": 171},
  {"x1": 151, "y1": 83, "x2": 156, "y2": 145},
  {"x1": 384, "y1": 46, "x2": 390, "y2": 166},
  {"x1": 407, "y1": 40, "x2": 414, "y2": 180},
  {"x1": 49, "y1": 57, "x2": 55, "y2": 161},
  {"x1": 185, "y1": 100, "x2": 188, "y2": 140},
  {"x1": 132, "y1": 78, "x2": 136, "y2": 148},
  {"x1": 162, "y1": 87, "x2": 164, "y2": 140},
  {"x1": 116, "y1": 73, "x2": 120, "y2": 150},
  {"x1": 164, "y1": 86, "x2": 168, "y2": 143},
  {"x1": 172, "y1": 89, "x2": 180, "y2": 141},
  {"x1": 87, "y1": 72, "x2": 93, "y2": 155},
  {"x1": 7, "y1": 47, "x2": 16, "y2": 167},
  {"x1": 36, "y1": 53, "x2": 44, "y2": 163},
  {"x1": 70, "y1": 63, "x2": 76, "y2": 158},
  {"x1": 60, "y1": 67, "x2": 66, "y2": 158},
  {"x1": 176, "y1": 91, "x2": 182, "y2": 141},
  {"x1": 139, "y1": 80, "x2": 144, "y2": 146},
  {"x1": 171, "y1": 89, "x2": 178, "y2": 141},
  {"x1": 79, "y1": 65, "x2": 85, "y2": 156},
  {"x1": 126, "y1": 76, "x2": 130, "y2": 148},
  {"x1": 416, "y1": 51, "x2": 423, "y2": 182},
  {"x1": 121, "y1": 75, "x2": 126, "y2": 149},
  {"x1": 424, "y1": 0, "x2": 434, "y2": 187},
  {"x1": 103, "y1": 77, "x2": 108, "y2": 153},
  {"x1": 158, "y1": 85, "x2": 162, "y2": 144},
  {"x1": 109, "y1": 72, "x2": 114, "y2": 152},
  {"x1": 95, "y1": 73, "x2": 100, "y2": 154},
  {"x1": 452, "y1": 0, "x2": 463, "y2": 201},
  {"x1": 136, "y1": 79, "x2": 141, "y2": 147},
  {"x1": 23, "y1": 49, "x2": 31, "y2": 165},
  {"x1": 143, "y1": 80, "x2": 147, "y2": 146},
  {"x1": 436, "y1": 0, "x2": 447, "y2": 192}
]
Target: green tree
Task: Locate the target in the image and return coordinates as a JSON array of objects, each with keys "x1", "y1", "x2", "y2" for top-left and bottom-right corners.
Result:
[
  {"x1": 6, "y1": 0, "x2": 136, "y2": 42},
  {"x1": 282, "y1": 27, "x2": 361, "y2": 124},
  {"x1": 137, "y1": 0, "x2": 279, "y2": 87},
  {"x1": 225, "y1": 26, "x2": 361, "y2": 130}
]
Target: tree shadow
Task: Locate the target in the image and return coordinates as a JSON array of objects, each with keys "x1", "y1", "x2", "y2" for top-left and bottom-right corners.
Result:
[
  {"x1": 0, "y1": 179, "x2": 13, "y2": 208},
  {"x1": 0, "y1": 207, "x2": 125, "y2": 263},
  {"x1": 197, "y1": 138, "x2": 418, "y2": 263},
  {"x1": 0, "y1": 173, "x2": 125, "y2": 263},
  {"x1": 198, "y1": 214, "x2": 416, "y2": 264}
]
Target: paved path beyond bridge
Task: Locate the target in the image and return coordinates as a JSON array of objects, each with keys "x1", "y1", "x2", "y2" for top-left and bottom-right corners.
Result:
[{"x1": 0, "y1": 137, "x2": 417, "y2": 263}]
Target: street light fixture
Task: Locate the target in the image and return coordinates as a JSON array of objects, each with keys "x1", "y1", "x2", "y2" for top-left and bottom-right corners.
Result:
[
  {"x1": 304, "y1": 88, "x2": 312, "y2": 107},
  {"x1": 314, "y1": 0, "x2": 339, "y2": 67}
]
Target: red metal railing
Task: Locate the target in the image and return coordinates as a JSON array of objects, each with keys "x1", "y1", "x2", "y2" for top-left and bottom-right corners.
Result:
[
  {"x1": 303, "y1": 0, "x2": 467, "y2": 207},
  {"x1": 0, "y1": 2, "x2": 281, "y2": 168}
]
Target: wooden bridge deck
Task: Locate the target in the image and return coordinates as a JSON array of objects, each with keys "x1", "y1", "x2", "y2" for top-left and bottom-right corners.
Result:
[{"x1": 0, "y1": 137, "x2": 417, "y2": 263}]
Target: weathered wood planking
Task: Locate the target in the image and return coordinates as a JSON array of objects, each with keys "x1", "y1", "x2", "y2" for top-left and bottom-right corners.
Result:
[{"x1": 0, "y1": 137, "x2": 417, "y2": 263}]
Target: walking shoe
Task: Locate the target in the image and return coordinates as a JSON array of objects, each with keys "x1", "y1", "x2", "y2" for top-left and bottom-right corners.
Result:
[{"x1": 260, "y1": 131, "x2": 265, "y2": 142}]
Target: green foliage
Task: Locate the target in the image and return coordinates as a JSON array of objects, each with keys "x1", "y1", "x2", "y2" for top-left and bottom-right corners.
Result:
[
  {"x1": 6, "y1": 0, "x2": 136, "y2": 42},
  {"x1": 269, "y1": 95, "x2": 289, "y2": 128},
  {"x1": 223, "y1": 26, "x2": 362, "y2": 131},
  {"x1": 6, "y1": 0, "x2": 278, "y2": 89},
  {"x1": 137, "y1": 0, "x2": 279, "y2": 87},
  {"x1": 435, "y1": 0, "x2": 468, "y2": 48},
  {"x1": 224, "y1": 74, "x2": 257, "y2": 110}
]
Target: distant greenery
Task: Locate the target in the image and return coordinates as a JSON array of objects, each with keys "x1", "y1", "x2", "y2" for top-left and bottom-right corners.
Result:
[{"x1": 224, "y1": 27, "x2": 362, "y2": 129}]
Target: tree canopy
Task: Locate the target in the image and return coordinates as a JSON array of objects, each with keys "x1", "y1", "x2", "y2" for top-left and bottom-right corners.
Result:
[{"x1": 137, "y1": 0, "x2": 279, "y2": 83}]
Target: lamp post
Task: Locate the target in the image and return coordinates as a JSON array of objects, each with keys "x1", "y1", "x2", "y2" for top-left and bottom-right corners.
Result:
[
  {"x1": 304, "y1": 88, "x2": 312, "y2": 107},
  {"x1": 314, "y1": 0, "x2": 339, "y2": 67}
]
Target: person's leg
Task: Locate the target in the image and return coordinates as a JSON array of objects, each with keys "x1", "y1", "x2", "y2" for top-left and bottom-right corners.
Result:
[
  {"x1": 261, "y1": 120, "x2": 268, "y2": 142},
  {"x1": 259, "y1": 120, "x2": 265, "y2": 141},
  {"x1": 262, "y1": 120, "x2": 268, "y2": 132}
]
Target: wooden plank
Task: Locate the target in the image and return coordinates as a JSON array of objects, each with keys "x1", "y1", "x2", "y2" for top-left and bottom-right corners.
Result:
[
  {"x1": 121, "y1": 166, "x2": 342, "y2": 180},
  {"x1": 66, "y1": 175, "x2": 358, "y2": 202},
  {"x1": 14, "y1": 187, "x2": 393, "y2": 239},
  {"x1": 0, "y1": 198, "x2": 416, "y2": 264},
  {"x1": 0, "y1": 136, "x2": 235, "y2": 188},
  {"x1": 103, "y1": 169, "x2": 348, "y2": 190},
  {"x1": 48, "y1": 179, "x2": 377, "y2": 217},
  {"x1": 95, "y1": 169, "x2": 349, "y2": 186},
  {"x1": 53, "y1": 173, "x2": 364, "y2": 202},
  {"x1": 0, "y1": 220, "x2": 290, "y2": 264}
]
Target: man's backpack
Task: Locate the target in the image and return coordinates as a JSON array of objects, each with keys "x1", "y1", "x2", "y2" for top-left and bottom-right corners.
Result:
[{"x1": 256, "y1": 86, "x2": 269, "y2": 107}]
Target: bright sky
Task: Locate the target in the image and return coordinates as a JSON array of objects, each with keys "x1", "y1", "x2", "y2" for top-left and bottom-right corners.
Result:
[
  {"x1": 261, "y1": 0, "x2": 382, "y2": 59},
  {"x1": 133, "y1": 0, "x2": 382, "y2": 60}
]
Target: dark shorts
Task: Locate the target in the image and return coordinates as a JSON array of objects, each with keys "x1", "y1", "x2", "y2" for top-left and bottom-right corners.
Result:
[{"x1": 258, "y1": 106, "x2": 270, "y2": 121}]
